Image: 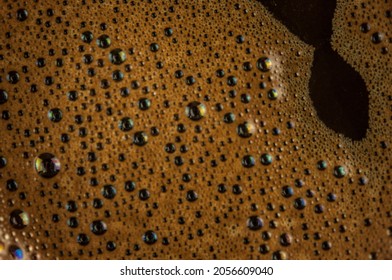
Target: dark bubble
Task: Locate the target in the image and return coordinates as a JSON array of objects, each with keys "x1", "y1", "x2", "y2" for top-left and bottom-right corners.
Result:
[
  {"x1": 8, "y1": 245, "x2": 24, "y2": 260},
  {"x1": 77, "y1": 233, "x2": 90, "y2": 246},
  {"x1": 164, "y1": 27, "x2": 173, "y2": 37},
  {"x1": 66, "y1": 200, "x2": 78, "y2": 212},
  {"x1": 227, "y1": 76, "x2": 238, "y2": 86},
  {"x1": 281, "y1": 186, "x2": 294, "y2": 198},
  {"x1": 48, "y1": 108, "x2": 63, "y2": 123},
  {"x1": 138, "y1": 98, "x2": 151, "y2": 110},
  {"x1": 96, "y1": 35, "x2": 111, "y2": 48},
  {"x1": 139, "y1": 189, "x2": 150, "y2": 200},
  {"x1": 0, "y1": 156, "x2": 7, "y2": 168},
  {"x1": 185, "y1": 101, "x2": 206, "y2": 121},
  {"x1": 186, "y1": 190, "x2": 198, "y2": 202},
  {"x1": 247, "y1": 216, "x2": 264, "y2": 230},
  {"x1": 260, "y1": 153, "x2": 273, "y2": 165},
  {"x1": 333, "y1": 166, "x2": 346, "y2": 178},
  {"x1": 256, "y1": 57, "x2": 272, "y2": 72},
  {"x1": 106, "y1": 241, "x2": 116, "y2": 251},
  {"x1": 10, "y1": 209, "x2": 29, "y2": 229},
  {"x1": 223, "y1": 112, "x2": 235, "y2": 123},
  {"x1": 0, "y1": 90, "x2": 9, "y2": 104},
  {"x1": 242, "y1": 155, "x2": 255, "y2": 168},
  {"x1": 267, "y1": 89, "x2": 278, "y2": 100},
  {"x1": 112, "y1": 70, "x2": 124, "y2": 82},
  {"x1": 124, "y1": 181, "x2": 136, "y2": 192},
  {"x1": 6, "y1": 179, "x2": 18, "y2": 192},
  {"x1": 90, "y1": 220, "x2": 108, "y2": 235},
  {"x1": 143, "y1": 230, "x2": 158, "y2": 244},
  {"x1": 294, "y1": 197, "x2": 307, "y2": 210},
  {"x1": 317, "y1": 160, "x2": 328, "y2": 170},
  {"x1": 237, "y1": 122, "x2": 255, "y2": 138},
  {"x1": 118, "y1": 117, "x2": 134, "y2": 132},
  {"x1": 7, "y1": 71, "x2": 20, "y2": 84},
  {"x1": 102, "y1": 185, "x2": 117, "y2": 199},
  {"x1": 150, "y1": 43, "x2": 159, "y2": 52},
  {"x1": 133, "y1": 131, "x2": 148, "y2": 146},
  {"x1": 272, "y1": 250, "x2": 288, "y2": 260},
  {"x1": 34, "y1": 153, "x2": 61, "y2": 178},
  {"x1": 16, "y1": 9, "x2": 28, "y2": 22},
  {"x1": 371, "y1": 32, "x2": 383, "y2": 44},
  {"x1": 109, "y1": 48, "x2": 126, "y2": 65},
  {"x1": 280, "y1": 233, "x2": 293, "y2": 246},
  {"x1": 81, "y1": 31, "x2": 94, "y2": 43}
]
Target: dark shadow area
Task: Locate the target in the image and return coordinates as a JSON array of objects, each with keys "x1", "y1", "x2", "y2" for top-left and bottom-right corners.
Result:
[{"x1": 258, "y1": 0, "x2": 369, "y2": 140}]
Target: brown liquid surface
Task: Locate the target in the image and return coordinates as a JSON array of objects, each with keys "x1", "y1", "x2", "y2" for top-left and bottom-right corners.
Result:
[{"x1": 0, "y1": 0, "x2": 391, "y2": 259}]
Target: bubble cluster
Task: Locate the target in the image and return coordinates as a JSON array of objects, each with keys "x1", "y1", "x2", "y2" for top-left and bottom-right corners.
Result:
[{"x1": 0, "y1": 0, "x2": 390, "y2": 260}]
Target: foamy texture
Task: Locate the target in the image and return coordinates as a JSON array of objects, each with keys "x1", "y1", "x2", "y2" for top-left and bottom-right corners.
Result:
[{"x1": 0, "y1": 0, "x2": 390, "y2": 259}]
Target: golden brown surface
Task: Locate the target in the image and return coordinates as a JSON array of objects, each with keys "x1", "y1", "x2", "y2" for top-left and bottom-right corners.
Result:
[{"x1": 0, "y1": 0, "x2": 391, "y2": 259}]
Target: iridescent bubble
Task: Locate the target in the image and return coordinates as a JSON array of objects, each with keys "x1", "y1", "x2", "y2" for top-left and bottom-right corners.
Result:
[
  {"x1": 186, "y1": 190, "x2": 198, "y2": 202},
  {"x1": 81, "y1": 31, "x2": 94, "y2": 43},
  {"x1": 247, "y1": 216, "x2": 264, "y2": 230},
  {"x1": 334, "y1": 166, "x2": 346, "y2": 178},
  {"x1": 143, "y1": 230, "x2": 158, "y2": 244},
  {"x1": 109, "y1": 48, "x2": 126, "y2": 65},
  {"x1": 16, "y1": 9, "x2": 28, "y2": 22},
  {"x1": 256, "y1": 57, "x2": 272, "y2": 72},
  {"x1": 10, "y1": 209, "x2": 29, "y2": 229},
  {"x1": 77, "y1": 233, "x2": 90, "y2": 246},
  {"x1": 34, "y1": 153, "x2": 60, "y2": 178},
  {"x1": 260, "y1": 153, "x2": 273, "y2": 165},
  {"x1": 102, "y1": 185, "x2": 117, "y2": 199},
  {"x1": 90, "y1": 220, "x2": 107, "y2": 235},
  {"x1": 237, "y1": 121, "x2": 255, "y2": 138},
  {"x1": 118, "y1": 117, "x2": 134, "y2": 132},
  {"x1": 242, "y1": 155, "x2": 255, "y2": 168},
  {"x1": 48, "y1": 108, "x2": 63, "y2": 122},
  {"x1": 8, "y1": 245, "x2": 24, "y2": 260},
  {"x1": 133, "y1": 131, "x2": 148, "y2": 146},
  {"x1": 317, "y1": 160, "x2": 328, "y2": 170},
  {"x1": 294, "y1": 197, "x2": 307, "y2": 210},
  {"x1": 0, "y1": 89, "x2": 8, "y2": 104},
  {"x1": 185, "y1": 101, "x2": 206, "y2": 121},
  {"x1": 96, "y1": 34, "x2": 111, "y2": 48},
  {"x1": 268, "y1": 89, "x2": 278, "y2": 100}
]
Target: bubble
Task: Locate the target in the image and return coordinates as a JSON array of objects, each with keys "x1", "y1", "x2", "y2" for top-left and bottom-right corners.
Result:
[
  {"x1": 223, "y1": 112, "x2": 235, "y2": 123},
  {"x1": 164, "y1": 27, "x2": 173, "y2": 37},
  {"x1": 90, "y1": 220, "x2": 107, "y2": 235},
  {"x1": 118, "y1": 117, "x2": 134, "y2": 132},
  {"x1": 0, "y1": 156, "x2": 6, "y2": 168},
  {"x1": 7, "y1": 71, "x2": 20, "y2": 84},
  {"x1": 259, "y1": 244, "x2": 270, "y2": 254},
  {"x1": 260, "y1": 153, "x2": 273, "y2": 165},
  {"x1": 106, "y1": 241, "x2": 116, "y2": 251},
  {"x1": 333, "y1": 166, "x2": 346, "y2": 178},
  {"x1": 272, "y1": 250, "x2": 288, "y2": 260},
  {"x1": 112, "y1": 70, "x2": 124, "y2": 82},
  {"x1": 124, "y1": 181, "x2": 136, "y2": 192},
  {"x1": 10, "y1": 209, "x2": 29, "y2": 229},
  {"x1": 227, "y1": 76, "x2": 238, "y2": 86},
  {"x1": 102, "y1": 185, "x2": 117, "y2": 199},
  {"x1": 371, "y1": 32, "x2": 383, "y2": 44},
  {"x1": 247, "y1": 216, "x2": 264, "y2": 230},
  {"x1": 48, "y1": 108, "x2": 63, "y2": 123},
  {"x1": 256, "y1": 57, "x2": 272, "y2": 72},
  {"x1": 66, "y1": 201, "x2": 78, "y2": 212},
  {"x1": 150, "y1": 43, "x2": 159, "y2": 52},
  {"x1": 185, "y1": 101, "x2": 206, "y2": 121},
  {"x1": 0, "y1": 89, "x2": 8, "y2": 104},
  {"x1": 109, "y1": 48, "x2": 126, "y2": 65},
  {"x1": 96, "y1": 35, "x2": 111, "y2": 48},
  {"x1": 133, "y1": 131, "x2": 148, "y2": 146},
  {"x1": 138, "y1": 98, "x2": 151, "y2": 110},
  {"x1": 281, "y1": 186, "x2": 294, "y2": 198},
  {"x1": 34, "y1": 153, "x2": 61, "y2": 178},
  {"x1": 186, "y1": 190, "x2": 198, "y2": 202},
  {"x1": 143, "y1": 230, "x2": 158, "y2": 244},
  {"x1": 294, "y1": 197, "x2": 307, "y2": 210},
  {"x1": 8, "y1": 245, "x2": 24, "y2": 260},
  {"x1": 322, "y1": 241, "x2": 332, "y2": 250},
  {"x1": 267, "y1": 89, "x2": 278, "y2": 100},
  {"x1": 77, "y1": 233, "x2": 90, "y2": 246},
  {"x1": 237, "y1": 122, "x2": 255, "y2": 138},
  {"x1": 6, "y1": 179, "x2": 18, "y2": 191},
  {"x1": 81, "y1": 31, "x2": 94, "y2": 43},
  {"x1": 242, "y1": 155, "x2": 255, "y2": 168},
  {"x1": 139, "y1": 189, "x2": 150, "y2": 200},
  {"x1": 317, "y1": 160, "x2": 328, "y2": 170},
  {"x1": 16, "y1": 9, "x2": 28, "y2": 22},
  {"x1": 280, "y1": 233, "x2": 293, "y2": 246}
]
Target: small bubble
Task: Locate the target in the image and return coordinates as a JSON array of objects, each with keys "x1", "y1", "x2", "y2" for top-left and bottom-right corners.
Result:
[
  {"x1": 77, "y1": 233, "x2": 90, "y2": 246},
  {"x1": 96, "y1": 35, "x2": 111, "y2": 48},
  {"x1": 7, "y1": 71, "x2": 20, "y2": 84},
  {"x1": 294, "y1": 197, "x2": 307, "y2": 210},
  {"x1": 150, "y1": 43, "x2": 159, "y2": 52},
  {"x1": 48, "y1": 108, "x2": 63, "y2": 123},
  {"x1": 360, "y1": 23, "x2": 371, "y2": 33},
  {"x1": 0, "y1": 156, "x2": 7, "y2": 168},
  {"x1": 34, "y1": 153, "x2": 61, "y2": 178},
  {"x1": 10, "y1": 210, "x2": 29, "y2": 229},
  {"x1": 81, "y1": 31, "x2": 94, "y2": 43},
  {"x1": 185, "y1": 101, "x2": 206, "y2": 121},
  {"x1": 322, "y1": 241, "x2": 332, "y2": 250},
  {"x1": 279, "y1": 233, "x2": 293, "y2": 246},
  {"x1": 260, "y1": 153, "x2": 273, "y2": 165},
  {"x1": 138, "y1": 98, "x2": 151, "y2": 110},
  {"x1": 242, "y1": 155, "x2": 255, "y2": 168},
  {"x1": 256, "y1": 57, "x2": 272, "y2": 72},
  {"x1": 109, "y1": 48, "x2": 126, "y2": 65},
  {"x1": 371, "y1": 32, "x2": 383, "y2": 44},
  {"x1": 186, "y1": 190, "x2": 198, "y2": 202},
  {"x1": 267, "y1": 89, "x2": 278, "y2": 100},
  {"x1": 333, "y1": 166, "x2": 346, "y2": 178},
  {"x1": 227, "y1": 76, "x2": 238, "y2": 86},
  {"x1": 0, "y1": 90, "x2": 8, "y2": 104},
  {"x1": 133, "y1": 131, "x2": 148, "y2": 146},
  {"x1": 118, "y1": 117, "x2": 134, "y2": 132},
  {"x1": 6, "y1": 179, "x2": 18, "y2": 191},
  {"x1": 272, "y1": 250, "x2": 288, "y2": 260},
  {"x1": 281, "y1": 186, "x2": 294, "y2": 198},
  {"x1": 164, "y1": 27, "x2": 173, "y2": 37},
  {"x1": 16, "y1": 9, "x2": 28, "y2": 22},
  {"x1": 9, "y1": 245, "x2": 24, "y2": 260},
  {"x1": 223, "y1": 112, "x2": 235, "y2": 123},
  {"x1": 247, "y1": 216, "x2": 264, "y2": 230},
  {"x1": 143, "y1": 230, "x2": 158, "y2": 244},
  {"x1": 317, "y1": 160, "x2": 328, "y2": 170},
  {"x1": 90, "y1": 220, "x2": 107, "y2": 235},
  {"x1": 237, "y1": 121, "x2": 255, "y2": 138},
  {"x1": 102, "y1": 185, "x2": 117, "y2": 199}
]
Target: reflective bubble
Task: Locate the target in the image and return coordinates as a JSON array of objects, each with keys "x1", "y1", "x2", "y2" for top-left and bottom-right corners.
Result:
[
  {"x1": 133, "y1": 131, "x2": 148, "y2": 146},
  {"x1": 237, "y1": 121, "x2": 255, "y2": 138},
  {"x1": 118, "y1": 117, "x2": 134, "y2": 131},
  {"x1": 256, "y1": 57, "x2": 272, "y2": 72},
  {"x1": 102, "y1": 185, "x2": 117, "y2": 199},
  {"x1": 6, "y1": 179, "x2": 18, "y2": 192},
  {"x1": 48, "y1": 108, "x2": 63, "y2": 122},
  {"x1": 334, "y1": 166, "x2": 346, "y2": 178},
  {"x1": 34, "y1": 153, "x2": 61, "y2": 178},
  {"x1": 143, "y1": 230, "x2": 158, "y2": 244},
  {"x1": 186, "y1": 190, "x2": 198, "y2": 202},
  {"x1": 0, "y1": 156, "x2": 6, "y2": 168},
  {"x1": 294, "y1": 197, "x2": 307, "y2": 210},
  {"x1": 16, "y1": 9, "x2": 28, "y2": 22},
  {"x1": 90, "y1": 220, "x2": 108, "y2": 235},
  {"x1": 77, "y1": 233, "x2": 90, "y2": 246},
  {"x1": 0, "y1": 89, "x2": 8, "y2": 104},
  {"x1": 247, "y1": 216, "x2": 264, "y2": 230},
  {"x1": 242, "y1": 155, "x2": 255, "y2": 168},
  {"x1": 109, "y1": 48, "x2": 126, "y2": 65},
  {"x1": 267, "y1": 89, "x2": 278, "y2": 100},
  {"x1": 272, "y1": 250, "x2": 288, "y2": 260},
  {"x1": 7, "y1": 71, "x2": 20, "y2": 84},
  {"x1": 317, "y1": 160, "x2": 328, "y2": 170},
  {"x1": 260, "y1": 153, "x2": 273, "y2": 165},
  {"x1": 81, "y1": 31, "x2": 94, "y2": 43},
  {"x1": 185, "y1": 101, "x2": 206, "y2": 121},
  {"x1": 281, "y1": 186, "x2": 294, "y2": 198},
  {"x1": 96, "y1": 34, "x2": 111, "y2": 48},
  {"x1": 280, "y1": 233, "x2": 293, "y2": 246},
  {"x1": 10, "y1": 209, "x2": 29, "y2": 229},
  {"x1": 9, "y1": 245, "x2": 24, "y2": 260}
]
